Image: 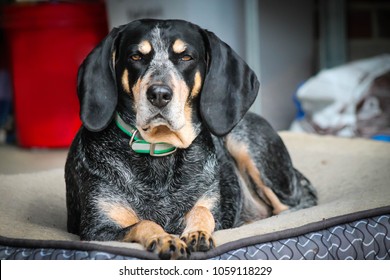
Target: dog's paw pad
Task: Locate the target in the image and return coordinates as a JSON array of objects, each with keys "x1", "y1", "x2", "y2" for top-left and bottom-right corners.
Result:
[
  {"x1": 146, "y1": 235, "x2": 190, "y2": 260},
  {"x1": 181, "y1": 231, "x2": 215, "y2": 252}
]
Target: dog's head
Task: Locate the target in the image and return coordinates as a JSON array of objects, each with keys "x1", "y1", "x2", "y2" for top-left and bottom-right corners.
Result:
[{"x1": 78, "y1": 19, "x2": 259, "y2": 148}]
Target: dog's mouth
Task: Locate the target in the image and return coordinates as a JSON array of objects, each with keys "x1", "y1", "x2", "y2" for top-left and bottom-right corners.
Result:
[
  {"x1": 137, "y1": 113, "x2": 194, "y2": 148},
  {"x1": 140, "y1": 114, "x2": 179, "y2": 132},
  {"x1": 142, "y1": 125, "x2": 176, "y2": 140}
]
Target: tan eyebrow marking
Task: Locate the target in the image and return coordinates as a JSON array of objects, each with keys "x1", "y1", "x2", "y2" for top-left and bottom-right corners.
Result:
[
  {"x1": 138, "y1": 40, "x2": 152, "y2": 55},
  {"x1": 172, "y1": 39, "x2": 187, "y2": 54}
]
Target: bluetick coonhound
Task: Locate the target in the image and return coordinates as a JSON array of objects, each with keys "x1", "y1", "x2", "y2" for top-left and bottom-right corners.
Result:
[{"x1": 65, "y1": 19, "x2": 317, "y2": 260}]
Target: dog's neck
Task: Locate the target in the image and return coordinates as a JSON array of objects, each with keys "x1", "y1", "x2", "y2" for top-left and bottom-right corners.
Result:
[{"x1": 115, "y1": 112, "x2": 177, "y2": 157}]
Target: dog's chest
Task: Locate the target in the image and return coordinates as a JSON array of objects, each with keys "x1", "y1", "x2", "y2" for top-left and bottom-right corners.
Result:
[
  {"x1": 125, "y1": 177, "x2": 203, "y2": 233},
  {"x1": 114, "y1": 152, "x2": 219, "y2": 233}
]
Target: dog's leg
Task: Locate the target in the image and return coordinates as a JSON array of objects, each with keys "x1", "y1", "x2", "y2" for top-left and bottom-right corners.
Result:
[
  {"x1": 180, "y1": 199, "x2": 216, "y2": 252},
  {"x1": 226, "y1": 136, "x2": 289, "y2": 215},
  {"x1": 99, "y1": 200, "x2": 189, "y2": 259}
]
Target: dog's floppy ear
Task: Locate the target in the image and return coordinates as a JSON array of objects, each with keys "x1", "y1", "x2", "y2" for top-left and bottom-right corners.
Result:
[
  {"x1": 200, "y1": 30, "x2": 260, "y2": 136},
  {"x1": 77, "y1": 27, "x2": 123, "y2": 132}
]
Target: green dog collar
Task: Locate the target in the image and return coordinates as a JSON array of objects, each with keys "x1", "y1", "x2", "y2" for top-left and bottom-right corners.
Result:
[{"x1": 115, "y1": 113, "x2": 177, "y2": 157}]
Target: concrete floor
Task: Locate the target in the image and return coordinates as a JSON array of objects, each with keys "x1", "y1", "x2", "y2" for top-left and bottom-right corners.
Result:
[{"x1": 0, "y1": 145, "x2": 68, "y2": 175}]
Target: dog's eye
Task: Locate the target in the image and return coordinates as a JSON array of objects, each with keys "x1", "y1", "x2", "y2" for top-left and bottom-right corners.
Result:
[
  {"x1": 180, "y1": 55, "x2": 193, "y2": 61},
  {"x1": 130, "y1": 54, "x2": 143, "y2": 61}
]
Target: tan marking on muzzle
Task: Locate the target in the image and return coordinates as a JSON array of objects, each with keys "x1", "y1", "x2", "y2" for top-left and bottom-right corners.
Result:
[
  {"x1": 144, "y1": 77, "x2": 196, "y2": 148},
  {"x1": 131, "y1": 78, "x2": 141, "y2": 98}
]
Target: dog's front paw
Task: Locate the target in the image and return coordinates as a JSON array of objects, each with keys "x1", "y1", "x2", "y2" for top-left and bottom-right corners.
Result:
[
  {"x1": 180, "y1": 231, "x2": 215, "y2": 252},
  {"x1": 146, "y1": 235, "x2": 190, "y2": 260}
]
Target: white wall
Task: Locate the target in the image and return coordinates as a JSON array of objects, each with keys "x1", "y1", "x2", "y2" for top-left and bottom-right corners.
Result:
[
  {"x1": 258, "y1": 0, "x2": 314, "y2": 130},
  {"x1": 106, "y1": 0, "x2": 245, "y2": 57}
]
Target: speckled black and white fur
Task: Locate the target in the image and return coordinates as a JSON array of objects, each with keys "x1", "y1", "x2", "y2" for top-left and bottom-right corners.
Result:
[{"x1": 65, "y1": 19, "x2": 317, "y2": 260}]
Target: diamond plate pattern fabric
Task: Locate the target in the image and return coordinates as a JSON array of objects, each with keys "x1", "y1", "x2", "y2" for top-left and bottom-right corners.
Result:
[
  {"x1": 1, "y1": 215, "x2": 388, "y2": 260},
  {"x1": 212, "y1": 215, "x2": 390, "y2": 260}
]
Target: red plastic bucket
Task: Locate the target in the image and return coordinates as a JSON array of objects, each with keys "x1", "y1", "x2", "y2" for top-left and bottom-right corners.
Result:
[{"x1": 1, "y1": 2, "x2": 108, "y2": 148}]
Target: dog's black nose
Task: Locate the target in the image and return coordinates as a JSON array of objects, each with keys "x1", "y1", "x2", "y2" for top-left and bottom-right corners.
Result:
[{"x1": 146, "y1": 85, "x2": 173, "y2": 108}]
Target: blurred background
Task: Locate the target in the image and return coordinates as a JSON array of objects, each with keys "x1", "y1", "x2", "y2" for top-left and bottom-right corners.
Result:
[{"x1": 0, "y1": 0, "x2": 389, "y2": 149}]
